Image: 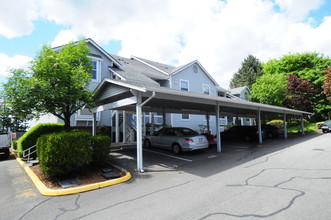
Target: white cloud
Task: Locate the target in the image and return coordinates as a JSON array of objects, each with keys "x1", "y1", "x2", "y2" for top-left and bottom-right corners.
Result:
[
  {"x1": 2, "y1": 0, "x2": 331, "y2": 88},
  {"x1": 0, "y1": 53, "x2": 32, "y2": 77},
  {"x1": 0, "y1": 0, "x2": 38, "y2": 38},
  {"x1": 51, "y1": 30, "x2": 79, "y2": 47}
]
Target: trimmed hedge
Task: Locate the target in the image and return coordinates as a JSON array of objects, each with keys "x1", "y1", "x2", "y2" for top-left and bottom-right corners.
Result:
[
  {"x1": 37, "y1": 131, "x2": 92, "y2": 178},
  {"x1": 17, "y1": 123, "x2": 64, "y2": 157},
  {"x1": 91, "y1": 135, "x2": 111, "y2": 166},
  {"x1": 267, "y1": 120, "x2": 285, "y2": 128}
]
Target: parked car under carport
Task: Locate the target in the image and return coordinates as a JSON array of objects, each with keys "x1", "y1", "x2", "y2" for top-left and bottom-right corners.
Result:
[{"x1": 144, "y1": 127, "x2": 209, "y2": 155}]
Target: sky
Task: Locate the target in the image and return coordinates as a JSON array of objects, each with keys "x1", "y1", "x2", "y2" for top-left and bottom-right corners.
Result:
[{"x1": 1, "y1": 0, "x2": 331, "y2": 89}]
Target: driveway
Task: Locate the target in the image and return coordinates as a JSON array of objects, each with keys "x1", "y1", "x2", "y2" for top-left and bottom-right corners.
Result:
[{"x1": 2, "y1": 132, "x2": 331, "y2": 220}]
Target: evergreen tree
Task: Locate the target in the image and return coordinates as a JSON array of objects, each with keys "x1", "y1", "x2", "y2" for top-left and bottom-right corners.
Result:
[{"x1": 230, "y1": 54, "x2": 264, "y2": 89}]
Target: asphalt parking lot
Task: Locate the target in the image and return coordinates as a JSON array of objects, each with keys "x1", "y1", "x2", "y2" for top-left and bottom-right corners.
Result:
[
  {"x1": 109, "y1": 134, "x2": 299, "y2": 177},
  {"x1": 3, "y1": 132, "x2": 331, "y2": 220}
]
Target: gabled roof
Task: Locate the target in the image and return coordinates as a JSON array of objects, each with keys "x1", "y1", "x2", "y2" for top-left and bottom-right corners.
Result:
[
  {"x1": 169, "y1": 60, "x2": 219, "y2": 86},
  {"x1": 109, "y1": 55, "x2": 169, "y2": 87},
  {"x1": 132, "y1": 57, "x2": 220, "y2": 87},
  {"x1": 229, "y1": 86, "x2": 250, "y2": 95},
  {"x1": 52, "y1": 38, "x2": 122, "y2": 67},
  {"x1": 131, "y1": 56, "x2": 174, "y2": 75}
]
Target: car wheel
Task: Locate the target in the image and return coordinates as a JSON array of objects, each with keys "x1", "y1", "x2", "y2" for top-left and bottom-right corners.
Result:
[
  {"x1": 322, "y1": 130, "x2": 327, "y2": 133},
  {"x1": 144, "y1": 139, "x2": 152, "y2": 148},
  {"x1": 172, "y1": 144, "x2": 182, "y2": 155}
]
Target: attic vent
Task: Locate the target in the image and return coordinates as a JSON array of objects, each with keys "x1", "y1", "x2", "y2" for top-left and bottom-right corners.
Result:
[{"x1": 193, "y1": 65, "x2": 198, "y2": 73}]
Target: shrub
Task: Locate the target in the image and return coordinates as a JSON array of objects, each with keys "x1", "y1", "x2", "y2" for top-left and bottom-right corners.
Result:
[
  {"x1": 267, "y1": 120, "x2": 284, "y2": 128},
  {"x1": 12, "y1": 140, "x2": 18, "y2": 150},
  {"x1": 17, "y1": 123, "x2": 64, "y2": 158},
  {"x1": 37, "y1": 131, "x2": 92, "y2": 178},
  {"x1": 316, "y1": 122, "x2": 324, "y2": 129},
  {"x1": 288, "y1": 118, "x2": 309, "y2": 127},
  {"x1": 91, "y1": 135, "x2": 111, "y2": 166}
]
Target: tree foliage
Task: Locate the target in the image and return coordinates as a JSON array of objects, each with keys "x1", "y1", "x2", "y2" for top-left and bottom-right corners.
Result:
[
  {"x1": 283, "y1": 74, "x2": 317, "y2": 112},
  {"x1": 230, "y1": 54, "x2": 264, "y2": 89},
  {"x1": 322, "y1": 67, "x2": 331, "y2": 102},
  {"x1": 252, "y1": 52, "x2": 331, "y2": 119},
  {"x1": 251, "y1": 73, "x2": 287, "y2": 106},
  {"x1": 3, "y1": 40, "x2": 93, "y2": 130}
]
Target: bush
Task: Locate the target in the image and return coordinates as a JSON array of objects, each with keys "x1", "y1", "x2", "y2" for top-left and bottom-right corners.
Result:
[
  {"x1": 17, "y1": 123, "x2": 64, "y2": 158},
  {"x1": 267, "y1": 120, "x2": 284, "y2": 128},
  {"x1": 37, "y1": 131, "x2": 92, "y2": 178},
  {"x1": 91, "y1": 135, "x2": 111, "y2": 166},
  {"x1": 316, "y1": 122, "x2": 324, "y2": 129},
  {"x1": 288, "y1": 118, "x2": 309, "y2": 127},
  {"x1": 12, "y1": 140, "x2": 18, "y2": 150}
]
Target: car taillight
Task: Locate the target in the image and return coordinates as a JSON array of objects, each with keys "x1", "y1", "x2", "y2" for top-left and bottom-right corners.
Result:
[{"x1": 185, "y1": 138, "x2": 193, "y2": 142}]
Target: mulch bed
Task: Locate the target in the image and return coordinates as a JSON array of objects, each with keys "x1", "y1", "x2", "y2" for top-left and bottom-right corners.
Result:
[{"x1": 29, "y1": 164, "x2": 121, "y2": 190}]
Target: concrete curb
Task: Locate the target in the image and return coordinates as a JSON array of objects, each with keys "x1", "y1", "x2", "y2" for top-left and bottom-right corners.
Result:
[{"x1": 15, "y1": 155, "x2": 132, "y2": 196}]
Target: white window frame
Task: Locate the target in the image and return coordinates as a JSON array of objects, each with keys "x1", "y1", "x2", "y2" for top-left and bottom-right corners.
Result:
[
  {"x1": 181, "y1": 113, "x2": 190, "y2": 120},
  {"x1": 76, "y1": 108, "x2": 100, "y2": 121},
  {"x1": 202, "y1": 84, "x2": 210, "y2": 95},
  {"x1": 180, "y1": 79, "x2": 189, "y2": 91},
  {"x1": 88, "y1": 56, "x2": 102, "y2": 82}
]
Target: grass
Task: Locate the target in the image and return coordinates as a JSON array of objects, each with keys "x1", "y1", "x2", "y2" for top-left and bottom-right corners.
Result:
[{"x1": 287, "y1": 122, "x2": 321, "y2": 133}]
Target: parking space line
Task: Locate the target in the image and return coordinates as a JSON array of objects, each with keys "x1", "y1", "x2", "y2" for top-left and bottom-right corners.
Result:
[{"x1": 143, "y1": 149, "x2": 193, "y2": 162}]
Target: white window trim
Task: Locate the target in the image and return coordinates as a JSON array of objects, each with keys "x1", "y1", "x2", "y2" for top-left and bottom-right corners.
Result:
[
  {"x1": 181, "y1": 113, "x2": 190, "y2": 121},
  {"x1": 202, "y1": 84, "x2": 210, "y2": 95},
  {"x1": 88, "y1": 56, "x2": 102, "y2": 83},
  {"x1": 76, "y1": 109, "x2": 100, "y2": 121},
  {"x1": 180, "y1": 79, "x2": 189, "y2": 91}
]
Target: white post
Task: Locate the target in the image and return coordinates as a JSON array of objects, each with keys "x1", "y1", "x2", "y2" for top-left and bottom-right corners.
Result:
[
  {"x1": 92, "y1": 112, "x2": 97, "y2": 136},
  {"x1": 136, "y1": 92, "x2": 144, "y2": 172},
  {"x1": 123, "y1": 111, "x2": 126, "y2": 144},
  {"x1": 143, "y1": 113, "x2": 146, "y2": 136},
  {"x1": 257, "y1": 109, "x2": 262, "y2": 144},
  {"x1": 283, "y1": 113, "x2": 288, "y2": 139},
  {"x1": 151, "y1": 112, "x2": 155, "y2": 134},
  {"x1": 115, "y1": 110, "x2": 119, "y2": 143},
  {"x1": 162, "y1": 108, "x2": 166, "y2": 128},
  {"x1": 216, "y1": 102, "x2": 222, "y2": 153},
  {"x1": 206, "y1": 112, "x2": 210, "y2": 134},
  {"x1": 301, "y1": 114, "x2": 305, "y2": 135}
]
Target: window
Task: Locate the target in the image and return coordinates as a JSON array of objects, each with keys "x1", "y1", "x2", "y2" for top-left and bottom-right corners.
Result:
[
  {"x1": 203, "y1": 84, "x2": 210, "y2": 95},
  {"x1": 180, "y1": 80, "x2": 189, "y2": 91},
  {"x1": 181, "y1": 113, "x2": 190, "y2": 120},
  {"x1": 90, "y1": 59, "x2": 101, "y2": 82}
]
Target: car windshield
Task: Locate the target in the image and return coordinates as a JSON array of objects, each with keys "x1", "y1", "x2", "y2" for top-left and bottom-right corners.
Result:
[{"x1": 323, "y1": 120, "x2": 331, "y2": 126}]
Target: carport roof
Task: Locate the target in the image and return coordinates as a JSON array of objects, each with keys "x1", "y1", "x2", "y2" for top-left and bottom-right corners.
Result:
[{"x1": 92, "y1": 78, "x2": 313, "y2": 117}]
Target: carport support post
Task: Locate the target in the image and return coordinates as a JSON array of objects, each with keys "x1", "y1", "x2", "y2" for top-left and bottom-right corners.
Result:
[
  {"x1": 115, "y1": 110, "x2": 119, "y2": 143},
  {"x1": 123, "y1": 111, "x2": 126, "y2": 144},
  {"x1": 301, "y1": 114, "x2": 305, "y2": 135},
  {"x1": 257, "y1": 109, "x2": 262, "y2": 144},
  {"x1": 136, "y1": 92, "x2": 144, "y2": 172},
  {"x1": 206, "y1": 112, "x2": 210, "y2": 133},
  {"x1": 92, "y1": 112, "x2": 97, "y2": 136},
  {"x1": 162, "y1": 107, "x2": 166, "y2": 128},
  {"x1": 216, "y1": 103, "x2": 222, "y2": 153},
  {"x1": 151, "y1": 112, "x2": 155, "y2": 134},
  {"x1": 283, "y1": 113, "x2": 288, "y2": 139}
]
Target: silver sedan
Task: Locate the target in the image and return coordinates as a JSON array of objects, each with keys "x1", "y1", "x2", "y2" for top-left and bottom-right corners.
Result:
[{"x1": 144, "y1": 127, "x2": 209, "y2": 155}]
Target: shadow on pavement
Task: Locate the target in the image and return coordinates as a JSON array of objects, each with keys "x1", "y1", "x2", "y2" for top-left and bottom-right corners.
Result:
[{"x1": 109, "y1": 132, "x2": 324, "y2": 179}]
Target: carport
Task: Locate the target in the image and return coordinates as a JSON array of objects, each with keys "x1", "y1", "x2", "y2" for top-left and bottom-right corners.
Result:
[{"x1": 91, "y1": 78, "x2": 312, "y2": 172}]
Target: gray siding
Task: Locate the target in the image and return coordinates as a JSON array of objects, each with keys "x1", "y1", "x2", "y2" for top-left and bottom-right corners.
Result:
[{"x1": 169, "y1": 64, "x2": 218, "y2": 134}]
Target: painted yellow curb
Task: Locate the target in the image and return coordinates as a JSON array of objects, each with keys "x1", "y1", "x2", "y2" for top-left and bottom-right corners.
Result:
[{"x1": 15, "y1": 156, "x2": 132, "y2": 196}]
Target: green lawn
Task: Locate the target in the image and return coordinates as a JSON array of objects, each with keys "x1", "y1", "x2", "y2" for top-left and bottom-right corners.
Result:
[{"x1": 287, "y1": 122, "x2": 321, "y2": 133}]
